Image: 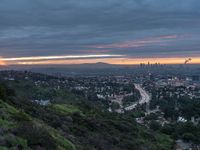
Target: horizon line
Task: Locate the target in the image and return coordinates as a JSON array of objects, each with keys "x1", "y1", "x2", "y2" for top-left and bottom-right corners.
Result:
[{"x1": 0, "y1": 55, "x2": 200, "y2": 66}]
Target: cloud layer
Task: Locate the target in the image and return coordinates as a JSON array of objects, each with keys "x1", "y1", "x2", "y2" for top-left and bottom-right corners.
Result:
[{"x1": 0, "y1": 0, "x2": 200, "y2": 64}]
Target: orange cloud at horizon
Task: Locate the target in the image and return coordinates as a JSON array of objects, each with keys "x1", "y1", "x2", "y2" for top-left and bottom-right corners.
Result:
[
  {"x1": 109, "y1": 57, "x2": 200, "y2": 65},
  {"x1": 0, "y1": 59, "x2": 6, "y2": 66},
  {"x1": 5, "y1": 57, "x2": 200, "y2": 65}
]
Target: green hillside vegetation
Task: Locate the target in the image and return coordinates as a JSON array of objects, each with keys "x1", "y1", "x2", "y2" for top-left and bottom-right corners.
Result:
[
  {"x1": 50, "y1": 104, "x2": 82, "y2": 116},
  {"x1": 1, "y1": 99, "x2": 173, "y2": 150},
  {"x1": 0, "y1": 78, "x2": 174, "y2": 150},
  {"x1": 0, "y1": 100, "x2": 75, "y2": 150}
]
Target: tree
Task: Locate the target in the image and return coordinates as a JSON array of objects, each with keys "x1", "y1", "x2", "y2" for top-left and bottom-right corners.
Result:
[
  {"x1": 149, "y1": 121, "x2": 161, "y2": 131},
  {"x1": 182, "y1": 133, "x2": 195, "y2": 142},
  {"x1": 110, "y1": 102, "x2": 120, "y2": 110},
  {"x1": 0, "y1": 84, "x2": 6, "y2": 99}
]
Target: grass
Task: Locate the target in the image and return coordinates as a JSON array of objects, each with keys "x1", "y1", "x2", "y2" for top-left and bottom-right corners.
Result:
[
  {"x1": 3, "y1": 134, "x2": 28, "y2": 149},
  {"x1": 0, "y1": 100, "x2": 18, "y2": 129},
  {"x1": 155, "y1": 133, "x2": 174, "y2": 150},
  {"x1": 136, "y1": 125, "x2": 174, "y2": 150},
  {"x1": 32, "y1": 120, "x2": 76, "y2": 150},
  {"x1": 0, "y1": 100, "x2": 76, "y2": 150},
  {"x1": 49, "y1": 127, "x2": 76, "y2": 150},
  {"x1": 51, "y1": 104, "x2": 82, "y2": 116},
  {"x1": 0, "y1": 118, "x2": 15, "y2": 129},
  {"x1": 0, "y1": 147, "x2": 8, "y2": 150},
  {"x1": 0, "y1": 100, "x2": 18, "y2": 114}
]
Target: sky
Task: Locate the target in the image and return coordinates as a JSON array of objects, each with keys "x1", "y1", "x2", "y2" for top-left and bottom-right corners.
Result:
[{"x1": 0, "y1": 0, "x2": 200, "y2": 65}]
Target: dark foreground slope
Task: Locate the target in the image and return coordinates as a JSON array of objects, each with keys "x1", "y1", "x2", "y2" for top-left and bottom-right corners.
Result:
[
  {"x1": 0, "y1": 100, "x2": 76, "y2": 150},
  {"x1": 0, "y1": 73, "x2": 173, "y2": 150},
  {"x1": 0, "y1": 99, "x2": 173, "y2": 150}
]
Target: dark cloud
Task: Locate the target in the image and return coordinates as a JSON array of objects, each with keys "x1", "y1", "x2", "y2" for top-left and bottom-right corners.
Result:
[{"x1": 0, "y1": 0, "x2": 200, "y2": 58}]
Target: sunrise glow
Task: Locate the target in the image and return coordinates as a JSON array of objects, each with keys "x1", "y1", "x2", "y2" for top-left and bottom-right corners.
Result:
[{"x1": 1, "y1": 55, "x2": 200, "y2": 65}]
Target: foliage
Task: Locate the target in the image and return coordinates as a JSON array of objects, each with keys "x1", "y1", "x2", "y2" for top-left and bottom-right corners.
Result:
[
  {"x1": 0, "y1": 99, "x2": 76, "y2": 150},
  {"x1": 0, "y1": 72, "x2": 175, "y2": 150}
]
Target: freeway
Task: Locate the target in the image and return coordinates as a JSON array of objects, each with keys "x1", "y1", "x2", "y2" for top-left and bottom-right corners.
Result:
[{"x1": 124, "y1": 84, "x2": 151, "y2": 111}]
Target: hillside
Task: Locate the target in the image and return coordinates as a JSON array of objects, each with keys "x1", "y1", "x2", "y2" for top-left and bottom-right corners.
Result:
[
  {"x1": 0, "y1": 100, "x2": 75, "y2": 150},
  {"x1": 0, "y1": 72, "x2": 174, "y2": 150}
]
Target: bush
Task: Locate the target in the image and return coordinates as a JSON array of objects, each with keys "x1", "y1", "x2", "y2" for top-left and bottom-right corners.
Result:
[
  {"x1": 0, "y1": 85, "x2": 6, "y2": 99},
  {"x1": 182, "y1": 133, "x2": 195, "y2": 142},
  {"x1": 16, "y1": 122, "x2": 57, "y2": 150},
  {"x1": 149, "y1": 121, "x2": 161, "y2": 131}
]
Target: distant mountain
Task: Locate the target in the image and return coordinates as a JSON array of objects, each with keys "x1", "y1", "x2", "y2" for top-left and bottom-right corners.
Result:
[
  {"x1": 65, "y1": 62, "x2": 117, "y2": 68},
  {"x1": 1, "y1": 63, "x2": 200, "y2": 76},
  {"x1": 0, "y1": 62, "x2": 138, "y2": 76},
  {"x1": 1, "y1": 62, "x2": 132, "y2": 70}
]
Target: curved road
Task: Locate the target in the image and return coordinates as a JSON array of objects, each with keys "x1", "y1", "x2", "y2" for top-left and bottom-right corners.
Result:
[{"x1": 125, "y1": 84, "x2": 151, "y2": 111}]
